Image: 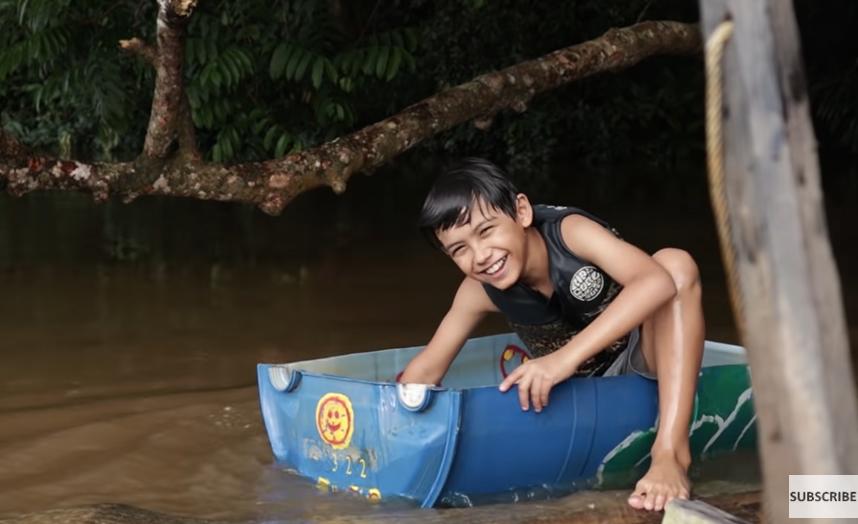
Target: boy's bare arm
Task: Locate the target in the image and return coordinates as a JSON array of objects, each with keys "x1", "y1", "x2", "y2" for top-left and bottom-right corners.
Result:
[
  {"x1": 556, "y1": 214, "x2": 676, "y2": 367},
  {"x1": 500, "y1": 214, "x2": 677, "y2": 412},
  {"x1": 399, "y1": 277, "x2": 497, "y2": 385}
]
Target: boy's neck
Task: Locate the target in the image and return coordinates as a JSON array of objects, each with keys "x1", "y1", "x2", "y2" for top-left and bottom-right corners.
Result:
[{"x1": 519, "y1": 226, "x2": 553, "y2": 296}]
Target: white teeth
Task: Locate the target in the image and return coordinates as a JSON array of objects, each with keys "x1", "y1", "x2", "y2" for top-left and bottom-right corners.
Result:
[{"x1": 485, "y1": 256, "x2": 505, "y2": 275}]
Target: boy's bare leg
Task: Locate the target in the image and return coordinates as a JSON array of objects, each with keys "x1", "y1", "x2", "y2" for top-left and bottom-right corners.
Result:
[{"x1": 628, "y1": 248, "x2": 705, "y2": 512}]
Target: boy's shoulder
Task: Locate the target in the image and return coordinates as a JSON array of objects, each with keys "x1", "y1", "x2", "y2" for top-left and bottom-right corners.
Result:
[
  {"x1": 534, "y1": 205, "x2": 621, "y2": 265},
  {"x1": 532, "y1": 204, "x2": 576, "y2": 224},
  {"x1": 532, "y1": 205, "x2": 610, "y2": 231}
]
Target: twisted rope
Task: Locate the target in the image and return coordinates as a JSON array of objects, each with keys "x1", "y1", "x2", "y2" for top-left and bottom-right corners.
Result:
[{"x1": 704, "y1": 20, "x2": 745, "y2": 340}]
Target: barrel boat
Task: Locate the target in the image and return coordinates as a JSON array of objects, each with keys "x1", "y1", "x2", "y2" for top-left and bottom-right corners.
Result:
[{"x1": 257, "y1": 333, "x2": 756, "y2": 507}]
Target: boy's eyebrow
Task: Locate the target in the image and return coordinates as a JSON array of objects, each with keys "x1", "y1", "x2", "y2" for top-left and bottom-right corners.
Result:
[{"x1": 472, "y1": 217, "x2": 494, "y2": 230}]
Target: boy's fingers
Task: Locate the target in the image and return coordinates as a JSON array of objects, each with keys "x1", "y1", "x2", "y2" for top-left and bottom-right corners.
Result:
[
  {"x1": 517, "y1": 376, "x2": 531, "y2": 411},
  {"x1": 539, "y1": 380, "x2": 551, "y2": 408},
  {"x1": 531, "y1": 376, "x2": 543, "y2": 412},
  {"x1": 499, "y1": 364, "x2": 524, "y2": 392}
]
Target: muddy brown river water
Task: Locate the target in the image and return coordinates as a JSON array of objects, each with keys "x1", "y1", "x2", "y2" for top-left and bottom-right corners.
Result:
[{"x1": 0, "y1": 169, "x2": 855, "y2": 522}]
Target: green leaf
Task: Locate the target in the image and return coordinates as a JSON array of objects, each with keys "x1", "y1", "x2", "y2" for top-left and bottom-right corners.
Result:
[
  {"x1": 274, "y1": 132, "x2": 291, "y2": 158},
  {"x1": 28, "y1": 33, "x2": 41, "y2": 60},
  {"x1": 221, "y1": 136, "x2": 233, "y2": 160},
  {"x1": 34, "y1": 85, "x2": 43, "y2": 112},
  {"x1": 199, "y1": 64, "x2": 211, "y2": 88},
  {"x1": 311, "y1": 56, "x2": 324, "y2": 88},
  {"x1": 375, "y1": 46, "x2": 389, "y2": 79},
  {"x1": 17, "y1": 0, "x2": 30, "y2": 25},
  {"x1": 224, "y1": 56, "x2": 241, "y2": 86},
  {"x1": 324, "y1": 58, "x2": 338, "y2": 83},
  {"x1": 285, "y1": 48, "x2": 303, "y2": 80},
  {"x1": 213, "y1": 98, "x2": 225, "y2": 121},
  {"x1": 386, "y1": 47, "x2": 401, "y2": 81},
  {"x1": 263, "y1": 125, "x2": 280, "y2": 151},
  {"x1": 338, "y1": 76, "x2": 352, "y2": 93},
  {"x1": 269, "y1": 43, "x2": 291, "y2": 79},
  {"x1": 220, "y1": 62, "x2": 234, "y2": 87},
  {"x1": 236, "y1": 49, "x2": 253, "y2": 73},
  {"x1": 211, "y1": 67, "x2": 222, "y2": 89},
  {"x1": 363, "y1": 46, "x2": 378, "y2": 75},
  {"x1": 253, "y1": 116, "x2": 272, "y2": 135},
  {"x1": 295, "y1": 51, "x2": 313, "y2": 81}
]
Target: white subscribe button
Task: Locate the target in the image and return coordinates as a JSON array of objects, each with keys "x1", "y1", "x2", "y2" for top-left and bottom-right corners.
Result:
[{"x1": 789, "y1": 475, "x2": 858, "y2": 518}]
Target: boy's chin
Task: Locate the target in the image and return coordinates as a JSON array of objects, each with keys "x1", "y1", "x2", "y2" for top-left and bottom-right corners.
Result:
[{"x1": 481, "y1": 275, "x2": 514, "y2": 290}]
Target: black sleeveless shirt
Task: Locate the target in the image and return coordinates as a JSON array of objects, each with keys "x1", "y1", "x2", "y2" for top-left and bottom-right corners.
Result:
[{"x1": 482, "y1": 205, "x2": 629, "y2": 376}]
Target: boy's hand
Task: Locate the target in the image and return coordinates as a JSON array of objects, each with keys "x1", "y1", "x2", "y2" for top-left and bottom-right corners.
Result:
[{"x1": 498, "y1": 351, "x2": 577, "y2": 413}]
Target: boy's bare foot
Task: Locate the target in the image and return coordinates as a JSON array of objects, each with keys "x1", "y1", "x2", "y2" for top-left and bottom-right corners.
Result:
[{"x1": 627, "y1": 450, "x2": 691, "y2": 511}]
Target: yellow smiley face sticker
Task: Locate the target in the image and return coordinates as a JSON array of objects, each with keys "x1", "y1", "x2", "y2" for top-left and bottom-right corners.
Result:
[{"x1": 316, "y1": 393, "x2": 355, "y2": 449}]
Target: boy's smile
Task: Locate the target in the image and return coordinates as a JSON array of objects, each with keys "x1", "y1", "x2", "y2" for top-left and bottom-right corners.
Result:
[{"x1": 483, "y1": 255, "x2": 507, "y2": 276}]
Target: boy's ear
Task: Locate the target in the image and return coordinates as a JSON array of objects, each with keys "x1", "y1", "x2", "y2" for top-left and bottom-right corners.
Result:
[{"x1": 514, "y1": 193, "x2": 533, "y2": 227}]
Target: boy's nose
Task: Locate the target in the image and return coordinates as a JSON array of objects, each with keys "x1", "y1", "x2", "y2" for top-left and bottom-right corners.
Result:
[{"x1": 474, "y1": 244, "x2": 492, "y2": 267}]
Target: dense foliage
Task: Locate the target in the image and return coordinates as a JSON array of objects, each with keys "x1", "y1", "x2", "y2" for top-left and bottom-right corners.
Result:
[
  {"x1": 1, "y1": 0, "x2": 856, "y2": 179},
  {"x1": 0, "y1": 0, "x2": 420, "y2": 163},
  {"x1": 0, "y1": 0, "x2": 156, "y2": 159}
]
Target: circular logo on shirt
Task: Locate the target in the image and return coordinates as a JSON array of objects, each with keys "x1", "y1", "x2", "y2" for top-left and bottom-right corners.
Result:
[{"x1": 569, "y1": 266, "x2": 604, "y2": 302}]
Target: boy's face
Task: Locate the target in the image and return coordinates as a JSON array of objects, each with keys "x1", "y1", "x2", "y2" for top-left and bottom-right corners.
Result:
[{"x1": 436, "y1": 195, "x2": 532, "y2": 290}]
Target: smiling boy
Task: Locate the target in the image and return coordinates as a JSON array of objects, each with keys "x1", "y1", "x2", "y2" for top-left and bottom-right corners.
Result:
[{"x1": 399, "y1": 158, "x2": 705, "y2": 512}]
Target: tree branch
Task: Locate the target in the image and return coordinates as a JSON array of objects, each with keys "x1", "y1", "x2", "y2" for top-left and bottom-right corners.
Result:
[
  {"x1": 120, "y1": 35, "x2": 201, "y2": 161},
  {"x1": 141, "y1": 0, "x2": 197, "y2": 159},
  {"x1": 1, "y1": 20, "x2": 699, "y2": 214},
  {"x1": 119, "y1": 37, "x2": 157, "y2": 66}
]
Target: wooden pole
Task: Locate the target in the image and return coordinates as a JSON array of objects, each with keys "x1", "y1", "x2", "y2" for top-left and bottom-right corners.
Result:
[{"x1": 700, "y1": 0, "x2": 858, "y2": 522}]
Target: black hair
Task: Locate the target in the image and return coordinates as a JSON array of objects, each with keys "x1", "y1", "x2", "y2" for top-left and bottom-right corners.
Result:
[{"x1": 418, "y1": 158, "x2": 519, "y2": 251}]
